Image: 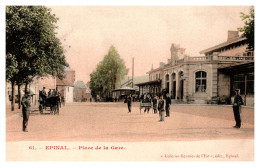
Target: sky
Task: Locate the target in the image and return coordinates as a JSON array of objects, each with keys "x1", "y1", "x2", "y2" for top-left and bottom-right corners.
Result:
[{"x1": 49, "y1": 6, "x2": 251, "y2": 83}]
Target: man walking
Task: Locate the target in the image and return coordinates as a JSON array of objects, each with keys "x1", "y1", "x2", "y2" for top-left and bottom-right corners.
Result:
[
  {"x1": 40, "y1": 87, "x2": 47, "y2": 108},
  {"x1": 127, "y1": 94, "x2": 132, "y2": 113},
  {"x1": 152, "y1": 96, "x2": 158, "y2": 114},
  {"x1": 158, "y1": 95, "x2": 165, "y2": 121},
  {"x1": 233, "y1": 89, "x2": 244, "y2": 128},
  {"x1": 21, "y1": 92, "x2": 31, "y2": 132},
  {"x1": 165, "y1": 93, "x2": 171, "y2": 117}
]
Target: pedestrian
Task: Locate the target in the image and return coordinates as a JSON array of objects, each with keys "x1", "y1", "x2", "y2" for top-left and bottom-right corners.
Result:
[
  {"x1": 233, "y1": 89, "x2": 244, "y2": 128},
  {"x1": 144, "y1": 93, "x2": 151, "y2": 113},
  {"x1": 52, "y1": 89, "x2": 56, "y2": 96},
  {"x1": 58, "y1": 92, "x2": 62, "y2": 108},
  {"x1": 21, "y1": 92, "x2": 31, "y2": 132},
  {"x1": 127, "y1": 94, "x2": 132, "y2": 113},
  {"x1": 48, "y1": 89, "x2": 52, "y2": 98},
  {"x1": 152, "y1": 96, "x2": 158, "y2": 114},
  {"x1": 165, "y1": 93, "x2": 171, "y2": 117},
  {"x1": 158, "y1": 95, "x2": 165, "y2": 121},
  {"x1": 40, "y1": 87, "x2": 47, "y2": 108}
]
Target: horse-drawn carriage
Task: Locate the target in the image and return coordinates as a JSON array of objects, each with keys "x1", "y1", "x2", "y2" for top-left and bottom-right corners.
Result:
[{"x1": 39, "y1": 93, "x2": 60, "y2": 115}]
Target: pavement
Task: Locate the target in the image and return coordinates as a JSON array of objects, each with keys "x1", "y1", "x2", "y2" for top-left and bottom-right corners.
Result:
[{"x1": 6, "y1": 102, "x2": 254, "y2": 142}]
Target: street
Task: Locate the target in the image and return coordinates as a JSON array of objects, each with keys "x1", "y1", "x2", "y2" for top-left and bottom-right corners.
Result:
[{"x1": 6, "y1": 102, "x2": 254, "y2": 142}]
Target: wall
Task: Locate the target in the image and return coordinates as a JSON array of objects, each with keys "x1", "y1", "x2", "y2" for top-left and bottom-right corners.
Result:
[
  {"x1": 218, "y1": 71, "x2": 230, "y2": 97},
  {"x1": 73, "y1": 88, "x2": 87, "y2": 102},
  {"x1": 65, "y1": 86, "x2": 74, "y2": 103},
  {"x1": 64, "y1": 71, "x2": 75, "y2": 86},
  {"x1": 38, "y1": 76, "x2": 56, "y2": 90}
]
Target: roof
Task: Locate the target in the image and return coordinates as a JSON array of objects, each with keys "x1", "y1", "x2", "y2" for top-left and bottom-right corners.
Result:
[
  {"x1": 74, "y1": 81, "x2": 86, "y2": 88},
  {"x1": 56, "y1": 78, "x2": 74, "y2": 86},
  {"x1": 135, "y1": 79, "x2": 161, "y2": 86},
  {"x1": 64, "y1": 66, "x2": 74, "y2": 72},
  {"x1": 148, "y1": 67, "x2": 161, "y2": 73},
  {"x1": 120, "y1": 75, "x2": 149, "y2": 86},
  {"x1": 200, "y1": 37, "x2": 246, "y2": 55},
  {"x1": 112, "y1": 87, "x2": 136, "y2": 91},
  {"x1": 218, "y1": 62, "x2": 254, "y2": 70}
]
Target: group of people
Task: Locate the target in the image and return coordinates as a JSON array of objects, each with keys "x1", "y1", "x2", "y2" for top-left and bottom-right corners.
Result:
[
  {"x1": 126, "y1": 93, "x2": 172, "y2": 122},
  {"x1": 21, "y1": 88, "x2": 245, "y2": 132},
  {"x1": 126, "y1": 89, "x2": 245, "y2": 127}
]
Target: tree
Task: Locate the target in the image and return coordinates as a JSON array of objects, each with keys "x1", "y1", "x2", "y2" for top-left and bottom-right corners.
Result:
[
  {"x1": 6, "y1": 6, "x2": 68, "y2": 110},
  {"x1": 238, "y1": 7, "x2": 254, "y2": 50},
  {"x1": 89, "y1": 46, "x2": 128, "y2": 99},
  {"x1": 6, "y1": 53, "x2": 18, "y2": 110}
]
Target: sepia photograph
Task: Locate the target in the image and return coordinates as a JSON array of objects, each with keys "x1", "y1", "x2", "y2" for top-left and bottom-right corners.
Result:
[{"x1": 2, "y1": 1, "x2": 257, "y2": 164}]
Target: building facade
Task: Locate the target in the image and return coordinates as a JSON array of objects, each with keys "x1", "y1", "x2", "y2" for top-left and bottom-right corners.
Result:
[
  {"x1": 73, "y1": 81, "x2": 88, "y2": 102},
  {"x1": 56, "y1": 67, "x2": 75, "y2": 103},
  {"x1": 140, "y1": 31, "x2": 254, "y2": 105},
  {"x1": 6, "y1": 75, "x2": 56, "y2": 106}
]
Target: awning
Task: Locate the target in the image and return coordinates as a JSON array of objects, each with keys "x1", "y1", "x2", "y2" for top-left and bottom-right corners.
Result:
[{"x1": 135, "y1": 80, "x2": 161, "y2": 86}]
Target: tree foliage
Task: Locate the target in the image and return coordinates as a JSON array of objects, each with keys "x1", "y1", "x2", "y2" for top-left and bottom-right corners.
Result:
[
  {"x1": 89, "y1": 46, "x2": 128, "y2": 98},
  {"x1": 238, "y1": 7, "x2": 254, "y2": 50},
  {"x1": 6, "y1": 6, "x2": 68, "y2": 84},
  {"x1": 6, "y1": 6, "x2": 68, "y2": 111}
]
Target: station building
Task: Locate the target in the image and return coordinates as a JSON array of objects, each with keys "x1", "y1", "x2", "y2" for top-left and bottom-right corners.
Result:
[{"x1": 138, "y1": 31, "x2": 254, "y2": 105}]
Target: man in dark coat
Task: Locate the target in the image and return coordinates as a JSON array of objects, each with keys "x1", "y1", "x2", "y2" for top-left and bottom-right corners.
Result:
[
  {"x1": 152, "y1": 96, "x2": 158, "y2": 114},
  {"x1": 233, "y1": 89, "x2": 244, "y2": 128},
  {"x1": 158, "y1": 95, "x2": 165, "y2": 121},
  {"x1": 127, "y1": 94, "x2": 132, "y2": 113},
  {"x1": 165, "y1": 93, "x2": 171, "y2": 117},
  {"x1": 40, "y1": 87, "x2": 47, "y2": 107},
  {"x1": 48, "y1": 89, "x2": 52, "y2": 98},
  {"x1": 21, "y1": 92, "x2": 31, "y2": 132}
]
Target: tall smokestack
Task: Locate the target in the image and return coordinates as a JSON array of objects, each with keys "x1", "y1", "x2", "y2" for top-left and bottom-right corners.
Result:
[{"x1": 132, "y1": 57, "x2": 134, "y2": 88}]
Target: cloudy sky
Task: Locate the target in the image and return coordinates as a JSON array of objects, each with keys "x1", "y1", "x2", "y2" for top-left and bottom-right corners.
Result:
[{"x1": 50, "y1": 6, "x2": 251, "y2": 83}]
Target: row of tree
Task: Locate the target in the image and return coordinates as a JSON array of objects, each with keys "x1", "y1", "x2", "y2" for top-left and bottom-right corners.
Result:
[
  {"x1": 6, "y1": 6, "x2": 68, "y2": 111},
  {"x1": 238, "y1": 7, "x2": 254, "y2": 50},
  {"x1": 89, "y1": 46, "x2": 128, "y2": 99}
]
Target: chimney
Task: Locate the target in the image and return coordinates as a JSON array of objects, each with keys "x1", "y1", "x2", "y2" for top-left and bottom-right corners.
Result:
[{"x1": 227, "y1": 30, "x2": 239, "y2": 42}]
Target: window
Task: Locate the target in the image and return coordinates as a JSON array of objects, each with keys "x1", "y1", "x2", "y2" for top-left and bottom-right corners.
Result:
[
  {"x1": 172, "y1": 73, "x2": 176, "y2": 80},
  {"x1": 165, "y1": 74, "x2": 169, "y2": 81},
  {"x1": 233, "y1": 73, "x2": 254, "y2": 95},
  {"x1": 233, "y1": 74, "x2": 245, "y2": 95},
  {"x1": 247, "y1": 73, "x2": 254, "y2": 95},
  {"x1": 195, "y1": 71, "x2": 207, "y2": 92}
]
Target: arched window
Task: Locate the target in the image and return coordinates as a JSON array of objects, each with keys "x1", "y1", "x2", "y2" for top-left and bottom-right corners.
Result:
[
  {"x1": 172, "y1": 73, "x2": 176, "y2": 80},
  {"x1": 195, "y1": 71, "x2": 207, "y2": 92},
  {"x1": 165, "y1": 74, "x2": 169, "y2": 81}
]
